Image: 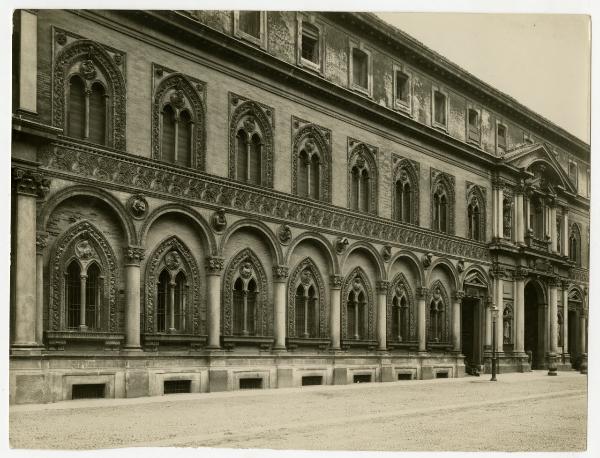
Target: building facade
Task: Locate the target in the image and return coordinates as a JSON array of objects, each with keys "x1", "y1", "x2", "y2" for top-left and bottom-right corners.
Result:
[{"x1": 10, "y1": 10, "x2": 590, "y2": 404}]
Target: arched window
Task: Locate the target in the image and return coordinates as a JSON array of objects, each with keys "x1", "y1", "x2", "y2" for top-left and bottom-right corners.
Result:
[
  {"x1": 394, "y1": 181, "x2": 411, "y2": 223},
  {"x1": 569, "y1": 224, "x2": 581, "y2": 265},
  {"x1": 155, "y1": 269, "x2": 187, "y2": 333},
  {"x1": 391, "y1": 294, "x2": 409, "y2": 342},
  {"x1": 229, "y1": 98, "x2": 274, "y2": 188},
  {"x1": 66, "y1": 261, "x2": 82, "y2": 329},
  {"x1": 295, "y1": 284, "x2": 318, "y2": 338},
  {"x1": 347, "y1": 290, "x2": 366, "y2": 340},
  {"x1": 88, "y1": 82, "x2": 107, "y2": 145},
  {"x1": 431, "y1": 170, "x2": 455, "y2": 234},
  {"x1": 157, "y1": 270, "x2": 169, "y2": 333},
  {"x1": 351, "y1": 166, "x2": 360, "y2": 209},
  {"x1": 392, "y1": 159, "x2": 419, "y2": 225},
  {"x1": 152, "y1": 71, "x2": 206, "y2": 169},
  {"x1": 468, "y1": 199, "x2": 480, "y2": 240},
  {"x1": 503, "y1": 304, "x2": 513, "y2": 345},
  {"x1": 342, "y1": 268, "x2": 375, "y2": 342},
  {"x1": 297, "y1": 146, "x2": 321, "y2": 200},
  {"x1": 292, "y1": 122, "x2": 332, "y2": 202},
  {"x1": 67, "y1": 75, "x2": 86, "y2": 140},
  {"x1": 466, "y1": 185, "x2": 486, "y2": 242},
  {"x1": 531, "y1": 197, "x2": 544, "y2": 239},
  {"x1": 433, "y1": 185, "x2": 449, "y2": 233},
  {"x1": 65, "y1": 258, "x2": 104, "y2": 331},
  {"x1": 85, "y1": 263, "x2": 101, "y2": 330},
  {"x1": 427, "y1": 282, "x2": 449, "y2": 344},
  {"x1": 348, "y1": 142, "x2": 378, "y2": 214},
  {"x1": 298, "y1": 150, "x2": 309, "y2": 197}
]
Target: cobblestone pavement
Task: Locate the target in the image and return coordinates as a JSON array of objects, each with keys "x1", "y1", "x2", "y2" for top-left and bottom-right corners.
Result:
[{"x1": 10, "y1": 371, "x2": 587, "y2": 451}]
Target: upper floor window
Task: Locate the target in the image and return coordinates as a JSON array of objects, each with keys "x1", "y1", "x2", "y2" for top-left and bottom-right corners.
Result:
[
  {"x1": 433, "y1": 89, "x2": 447, "y2": 127},
  {"x1": 350, "y1": 46, "x2": 371, "y2": 94},
  {"x1": 348, "y1": 140, "x2": 378, "y2": 214},
  {"x1": 229, "y1": 94, "x2": 274, "y2": 188},
  {"x1": 53, "y1": 35, "x2": 126, "y2": 150},
  {"x1": 431, "y1": 169, "x2": 455, "y2": 234},
  {"x1": 392, "y1": 158, "x2": 419, "y2": 225},
  {"x1": 569, "y1": 223, "x2": 581, "y2": 265},
  {"x1": 497, "y1": 123, "x2": 507, "y2": 151},
  {"x1": 466, "y1": 183, "x2": 486, "y2": 242},
  {"x1": 292, "y1": 119, "x2": 332, "y2": 202},
  {"x1": 395, "y1": 71, "x2": 410, "y2": 104},
  {"x1": 151, "y1": 68, "x2": 206, "y2": 170},
  {"x1": 301, "y1": 22, "x2": 319, "y2": 64},
  {"x1": 234, "y1": 11, "x2": 267, "y2": 48},
  {"x1": 467, "y1": 198, "x2": 481, "y2": 240},
  {"x1": 467, "y1": 108, "x2": 480, "y2": 143},
  {"x1": 433, "y1": 186, "x2": 448, "y2": 233},
  {"x1": 530, "y1": 196, "x2": 544, "y2": 239}
]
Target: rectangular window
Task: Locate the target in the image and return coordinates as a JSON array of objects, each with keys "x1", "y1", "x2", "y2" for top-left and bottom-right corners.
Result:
[
  {"x1": 468, "y1": 108, "x2": 479, "y2": 142},
  {"x1": 435, "y1": 371, "x2": 449, "y2": 379},
  {"x1": 397, "y1": 373, "x2": 413, "y2": 381},
  {"x1": 72, "y1": 384, "x2": 105, "y2": 400},
  {"x1": 353, "y1": 374, "x2": 372, "y2": 383},
  {"x1": 433, "y1": 90, "x2": 447, "y2": 126},
  {"x1": 164, "y1": 380, "x2": 191, "y2": 394},
  {"x1": 352, "y1": 48, "x2": 368, "y2": 89},
  {"x1": 239, "y1": 11, "x2": 260, "y2": 38},
  {"x1": 301, "y1": 23, "x2": 319, "y2": 64},
  {"x1": 302, "y1": 376, "x2": 323, "y2": 386},
  {"x1": 395, "y1": 71, "x2": 410, "y2": 104},
  {"x1": 239, "y1": 377, "x2": 263, "y2": 390},
  {"x1": 497, "y1": 123, "x2": 507, "y2": 150}
]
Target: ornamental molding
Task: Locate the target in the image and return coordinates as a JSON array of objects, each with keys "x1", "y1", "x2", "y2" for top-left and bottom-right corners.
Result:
[
  {"x1": 335, "y1": 237, "x2": 350, "y2": 254},
  {"x1": 12, "y1": 167, "x2": 51, "y2": 197},
  {"x1": 39, "y1": 141, "x2": 491, "y2": 262},
  {"x1": 144, "y1": 236, "x2": 203, "y2": 335},
  {"x1": 387, "y1": 272, "x2": 417, "y2": 343},
  {"x1": 431, "y1": 168, "x2": 455, "y2": 235},
  {"x1": 228, "y1": 92, "x2": 274, "y2": 187},
  {"x1": 341, "y1": 267, "x2": 375, "y2": 341},
  {"x1": 391, "y1": 154, "x2": 420, "y2": 225},
  {"x1": 52, "y1": 28, "x2": 126, "y2": 150},
  {"x1": 151, "y1": 64, "x2": 207, "y2": 170},
  {"x1": 347, "y1": 138, "x2": 379, "y2": 215},
  {"x1": 287, "y1": 257, "x2": 328, "y2": 338},
  {"x1": 222, "y1": 248, "x2": 271, "y2": 336},
  {"x1": 48, "y1": 220, "x2": 118, "y2": 332},
  {"x1": 291, "y1": 116, "x2": 332, "y2": 202}
]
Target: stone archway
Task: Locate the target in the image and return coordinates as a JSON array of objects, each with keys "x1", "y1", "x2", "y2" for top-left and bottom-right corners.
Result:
[{"x1": 524, "y1": 281, "x2": 547, "y2": 369}]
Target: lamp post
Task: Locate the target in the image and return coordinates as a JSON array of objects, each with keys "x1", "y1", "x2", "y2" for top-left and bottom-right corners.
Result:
[{"x1": 490, "y1": 305, "x2": 498, "y2": 382}]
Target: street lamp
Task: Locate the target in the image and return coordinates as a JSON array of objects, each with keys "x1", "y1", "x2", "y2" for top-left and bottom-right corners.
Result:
[{"x1": 490, "y1": 305, "x2": 499, "y2": 382}]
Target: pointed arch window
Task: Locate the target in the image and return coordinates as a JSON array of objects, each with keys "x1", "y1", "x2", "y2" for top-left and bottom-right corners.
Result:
[
  {"x1": 292, "y1": 121, "x2": 332, "y2": 202},
  {"x1": 67, "y1": 76, "x2": 108, "y2": 146},
  {"x1": 467, "y1": 196, "x2": 482, "y2": 241},
  {"x1": 569, "y1": 224, "x2": 581, "y2": 265},
  {"x1": 159, "y1": 103, "x2": 194, "y2": 168},
  {"x1": 295, "y1": 284, "x2": 318, "y2": 338},
  {"x1": 427, "y1": 284, "x2": 449, "y2": 344},
  {"x1": 347, "y1": 289, "x2": 367, "y2": 340},
  {"x1": 391, "y1": 293, "x2": 409, "y2": 342},
  {"x1": 433, "y1": 185, "x2": 449, "y2": 233},
  {"x1": 341, "y1": 268, "x2": 375, "y2": 343},
  {"x1": 348, "y1": 142, "x2": 378, "y2": 214},
  {"x1": 154, "y1": 267, "x2": 188, "y2": 333},
  {"x1": 64, "y1": 255, "x2": 104, "y2": 330},
  {"x1": 296, "y1": 146, "x2": 321, "y2": 200}
]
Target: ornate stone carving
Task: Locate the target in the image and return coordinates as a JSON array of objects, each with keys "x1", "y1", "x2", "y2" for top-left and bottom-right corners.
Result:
[
  {"x1": 222, "y1": 248, "x2": 271, "y2": 336},
  {"x1": 12, "y1": 167, "x2": 51, "y2": 197},
  {"x1": 431, "y1": 168, "x2": 456, "y2": 235},
  {"x1": 49, "y1": 221, "x2": 118, "y2": 332},
  {"x1": 291, "y1": 117, "x2": 332, "y2": 202},
  {"x1": 211, "y1": 208, "x2": 227, "y2": 232},
  {"x1": 55, "y1": 31, "x2": 67, "y2": 45},
  {"x1": 74, "y1": 239, "x2": 95, "y2": 260},
  {"x1": 205, "y1": 256, "x2": 225, "y2": 274},
  {"x1": 277, "y1": 224, "x2": 292, "y2": 245},
  {"x1": 287, "y1": 258, "x2": 328, "y2": 338},
  {"x1": 335, "y1": 237, "x2": 349, "y2": 254},
  {"x1": 151, "y1": 65, "x2": 207, "y2": 169},
  {"x1": 392, "y1": 154, "x2": 420, "y2": 225},
  {"x1": 123, "y1": 246, "x2": 145, "y2": 265},
  {"x1": 381, "y1": 245, "x2": 392, "y2": 262},
  {"x1": 376, "y1": 281, "x2": 390, "y2": 293},
  {"x1": 341, "y1": 267, "x2": 375, "y2": 341},
  {"x1": 41, "y1": 142, "x2": 493, "y2": 262},
  {"x1": 347, "y1": 138, "x2": 379, "y2": 214},
  {"x1": 273, "y1": 265, "x2": 290, "y2": 281},
  {"x1": 503, "y1": 195, "x2": 513, "y2": 239},
  {"x1": 144, "y1": 236, "x2": 203, "y2": 334},
  {"x1": 416, "y1": 287, "x2": 429, "y2": 299},
  {"x1": 53, "y1": 37, "x2": 126, "y2": 150},
  {"x1": 454, "y1": 290, "x2": 466, "y2": 301},
  {"x1": 422, "y1": 252, "x2": 433, "y2": 268},
  {"x1": 228, "y1": 93, "x2": 274, "y2": 187},
  {"x1": 457, "y1": 259, "x2": 465, "y2": 273},
  {"x1": 387, "y1": 272, "x2": 417, "y2": 342},
  {"x1": 36, "y1": 232, "x2": 49, "y2": 253},
  {"x1": 127, "y1": 194, "x2": 148, "y2": 219},
  {"x1": 330, "y1": 275, "x2": 343, "y2": 288}
]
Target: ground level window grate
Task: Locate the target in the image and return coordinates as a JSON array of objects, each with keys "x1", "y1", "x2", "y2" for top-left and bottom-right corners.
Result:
[
  {"x1": 164, "y1": 380, "x2": 191, "y2": 394},
  {"x1": 302, "y1": 376, "x2": 323, "y2": 386},
  {"x1": 72, "y1": 383, "x2": 105, "y2": 400},
  {"x1": 239, "y1": 378, "x2": 263, "y2": 390},
  {"x1": 436, "y1": 372, "x2": 449, "y2": 379},
  {"x1": 398, "y1": 373, "x2": 413, "y2": 380},
  {"x1": 353, "y1": 374, "x2": 372, "y2": 383}
]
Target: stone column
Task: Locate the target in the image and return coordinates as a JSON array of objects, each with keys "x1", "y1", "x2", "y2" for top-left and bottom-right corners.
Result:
[
  {"x1": 123, "y1": 247, "x2": 145, "y2": 349},
  {"x1": 330, "y1": 275, "x2": 343, "y2": 350},
  {"x1": 205, "y1": 256, "x2": 224, "y2": 349},
  {"x1": 35, "y1": 232, "x2": 48, "y2": 346},
  {"x1": 550, "y1": 205, "x2": 558, "y2": 253},
  {"x1": 417, "y1": 287, "x2": 428, "y2": 352},
  {"x1": 548, "y1": 279, "x2": 559, "y2": 354},
  {"x1": 12, "y1": 168, "x2": 50, "y2": 351},
  {"x1": 513, "y1": 269, "x2": 526, "y2": 353},
  {"x1": 376, "y1": 281, "x2": 389, "y2": 351},
  {"x1": 492, "y1": 183, "x2": 499, "y2": 238},
  {"x1": 562, "y1": 282, "x2": 569, "y2": 355},
  {"x1": 452, "y1": 291, "x2": 464, "y2": 352},
  {"x1": 497, "y1": 186, "x2": 504, "y2": 240},
  {"x1": 561, "y1": 208, "x2": 569, "y2": 256},
  {"x1": 485, "y1": 296, "x2": 493, "y2": 349},
  {"x1": 515, "y1": 190, "x2": 525, "y2": 244},
  {"x1": 492, "y1": 270, "x2": 504, "y2": 353},
  {"x1": 579, "y1": 314, "x2": 587, "y2": 355},
  {"x1": 524, "y1": 192, "x2": 531, "y2": 233},
  {"x1": 273, "y1": 265, "x2": 289, "y2": 350}
]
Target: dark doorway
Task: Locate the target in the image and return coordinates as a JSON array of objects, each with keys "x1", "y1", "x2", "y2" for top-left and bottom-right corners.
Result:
[
  {"x1": 568, "y1": 310, "x2": 578, "y2": 368},
  {"x1": 524, "y1": 282, "x2": 545, "y2": 369},
  {"x1": 461, "y1": 296, "x2": 482, "y2": 372}
]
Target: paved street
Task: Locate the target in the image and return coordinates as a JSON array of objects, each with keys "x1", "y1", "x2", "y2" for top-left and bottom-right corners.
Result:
[{"x1": 10, "y1": 371, "x2": 587, "y2": 451}]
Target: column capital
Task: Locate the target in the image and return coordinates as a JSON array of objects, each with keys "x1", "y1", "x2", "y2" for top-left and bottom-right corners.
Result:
[
  {"x1": 123, "y1": 246, "x2": 145, "y2": 265},
  {"x1": 36, "y1": 232, "x2": 49, "y2": 254},
  {"x1": 561, "y1": 280, "x2": 570, "y2": 290},
  {"x1": 514, "y1": 267, "x2": 529, "y2": 281},
  {"x1": 548, "y1": 276, "x2": 561, "y2": 288},
  {"x1": 272, "y1": 265, "x2": 289, "y2": 281},
  {"x1": 205, "y1": 256, "x2": 225, "y2": 275},
  {"x1": 376, "y1": 280, "x2": 390, "y2": 293},
  {"x1": 12, "y1": 167, "x2": 51, "y2": 198},
  {"x1": 416, "y1": 286, "x2": 429, "y2": 299},
  {"x1": 453, "y1": 290, "x2": 465, "y2": 301},
  {"x1": 330, "y1": 274, "x2": 343, "y2": 289}
]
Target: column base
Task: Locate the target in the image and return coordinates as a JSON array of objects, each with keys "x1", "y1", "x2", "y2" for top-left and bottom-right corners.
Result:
[
  {"x1": 205, "y1": 344, "x2": 221, "y2": 350},
  {"x1": 272, "y1": 345, "x2": 287, "y2": 352},
  {"x1": 122, "y1": 345, "x2": 143, "y2": 352}
]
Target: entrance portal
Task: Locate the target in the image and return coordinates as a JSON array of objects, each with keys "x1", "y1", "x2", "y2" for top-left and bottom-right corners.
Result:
[
  {"x1": 524, "y1": 281, "x2": 546, "y2": 369},
  {"x1": 461, "y1": 297, "x2": 482, "y2": 373}
]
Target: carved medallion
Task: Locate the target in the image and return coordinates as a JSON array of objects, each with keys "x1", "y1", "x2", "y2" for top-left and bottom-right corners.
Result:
[
  {"x1": 165, "y1": 251, "x2": 181, "y2": 271},
  {"x1": 277, "y1": 224, "x2": 292, "y2": 245},
  {"x1": 240, "y1": 261, "x2": 253, "y2": 279},
  {"x1": 127, "y1": 194, "x2": 148, "y2": 219},
  {"x1": 335, "y1": 237, "x2": 349, "y2": 254},
  {"x1": 381, "y1": 245, "x2": 392, "y2": 262},
  {"x1": 169, "y1": 89, "x2": 186, "y2": 109},
  {"x1": 79, "y1": 60, "x2": 97, "y2": 80},
  {"x1": 75, "y1": 240, "x2": 94, "y2": 260},
  {"x1": 211, "y1": 208, "x2": 227, "y2": 232}
]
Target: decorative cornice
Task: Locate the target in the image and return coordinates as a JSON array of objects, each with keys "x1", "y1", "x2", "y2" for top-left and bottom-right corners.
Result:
[
  {"x1": 205, "y1": 256, "x2": 225, "y2": 274},
  {"x1": 12, "y1": 167, "x2": 51, "y2": 197},
  {"x1": 123, "y1": 246, "x2": 145, "y2": 265},
  {"x1": 39, "y1": 141, "x2": 491, "y2": 262}
]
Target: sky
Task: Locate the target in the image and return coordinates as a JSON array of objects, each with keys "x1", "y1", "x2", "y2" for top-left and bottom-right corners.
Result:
[{"x1": 376, "y1": 13, "x2": 591, "y2": 143}]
